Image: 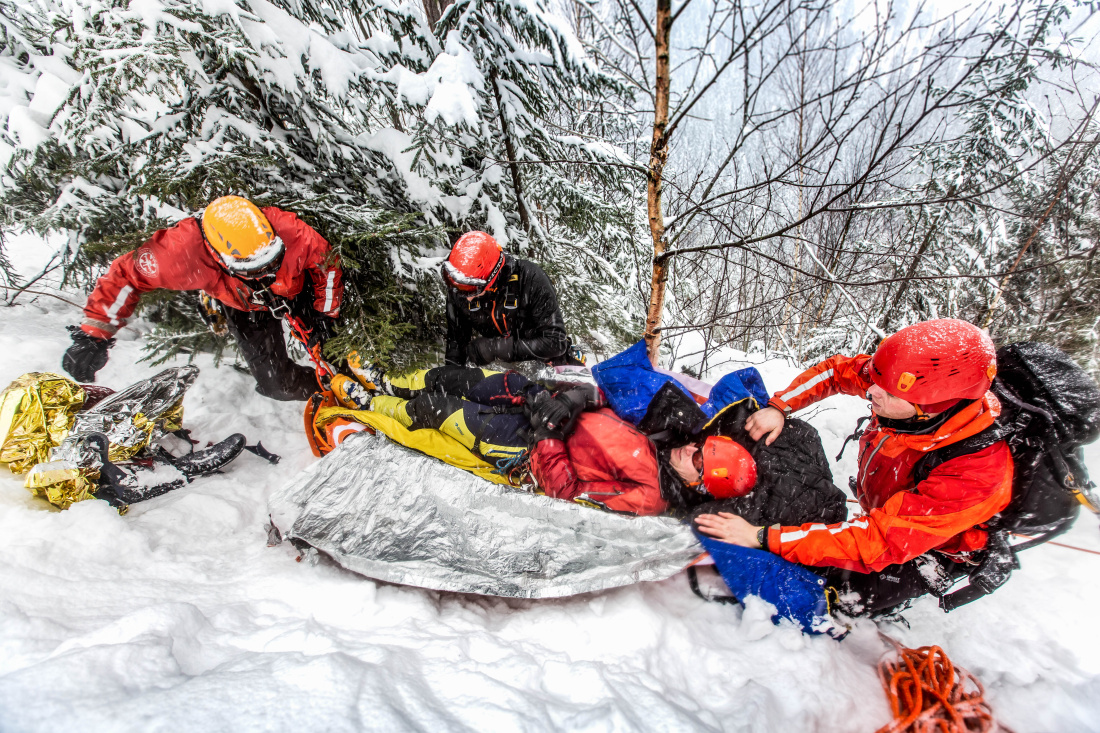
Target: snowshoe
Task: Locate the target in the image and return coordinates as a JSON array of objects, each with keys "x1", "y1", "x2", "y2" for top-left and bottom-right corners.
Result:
[
  {"x1": 83, "y1": 432, "x2": 186, "y2": 506},
  {"x1": 157, "y1": 433, "x2": 247, "y2": 478}
]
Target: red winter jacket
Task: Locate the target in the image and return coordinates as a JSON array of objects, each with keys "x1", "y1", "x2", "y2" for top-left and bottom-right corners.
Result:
[
  {"x1": 530, "y1": 408, "x2": 669, "y2": 516},
  {"x1": 80, "y1": 208, "x2": 342, "y2": 339},
  {"x1": 765, "y1": 354, "x2": 1014, "y2": 573}
]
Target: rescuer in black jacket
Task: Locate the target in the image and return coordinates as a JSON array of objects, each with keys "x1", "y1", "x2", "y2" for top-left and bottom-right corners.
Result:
[{"x1": 442, "y1": 231, "x2": 572, "y2": 366}]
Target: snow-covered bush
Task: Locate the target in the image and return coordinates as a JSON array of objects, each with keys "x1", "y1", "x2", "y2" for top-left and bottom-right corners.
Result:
[{"x1": 0, "y1": 0, "x2": 643, "y2": 368}]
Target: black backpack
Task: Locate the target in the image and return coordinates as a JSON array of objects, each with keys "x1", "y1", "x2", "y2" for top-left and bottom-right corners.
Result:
[{"x1": 914, "y1": 341, "x2": 1100, "y2": 610}]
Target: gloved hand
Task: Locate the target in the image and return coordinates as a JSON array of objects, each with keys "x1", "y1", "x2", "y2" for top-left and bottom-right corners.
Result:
[
  {"x1": 527, "y1": 391, "x2": 563, "y2": 444},
  {"x1": 62, "y1": 326, "x2": 114, "y2": 383},
  {"x1": 468, "y1": 337, "x2": 513, "y2": 366},
  {"x1": 531, "y1": 387, "x2": 591, "y2": 437},
  {"x1": 306, "y1": 315, "x2": 337, "y2": 351}
]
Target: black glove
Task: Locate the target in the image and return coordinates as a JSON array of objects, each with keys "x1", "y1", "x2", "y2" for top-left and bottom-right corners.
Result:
[
  {"x1": 306, "y1": 315, "x2": 337, "y2": 351},
  {"x1": 531, "y1": 387, "x2": 591, "y2": 437},
  {"x1": 62, "y1": 326, "x2": 114, "y2": 383},
  {"x1": 468, "y1": 337, "x2": 513, "y2": 366},
  {"x1": 527, "y1": 391, "x2": 563, "y2": 444}
]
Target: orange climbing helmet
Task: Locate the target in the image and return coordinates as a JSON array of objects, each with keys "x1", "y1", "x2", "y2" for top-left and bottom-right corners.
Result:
[
  {"x1": 700, "y1": 436, "x2": 757, "y2": 499},
  {"x1": 870, "y1": 319, "x2": 997, "y2": 413},
  {"x1": 201, "y1": 196, "x2": 284, "y2": 278},
  {"x1": 442, "y1": 231, "x2": 505, "y2": 296}
]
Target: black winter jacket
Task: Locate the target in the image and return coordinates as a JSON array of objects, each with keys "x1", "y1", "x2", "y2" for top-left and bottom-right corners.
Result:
[
  {"x1": 641, "y1": 394, "x2": 847, "y2": 526},
  {"x1": 445, "y1": 255, "x2": 570, "y2": 366},
  {"x1": 687, "y1": 415, "x2": 848, "y2": 528}
]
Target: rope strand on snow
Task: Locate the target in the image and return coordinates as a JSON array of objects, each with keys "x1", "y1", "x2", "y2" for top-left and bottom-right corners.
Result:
[{"x1": 875, "y1": 634, "x2": 1009, "y2": 733}]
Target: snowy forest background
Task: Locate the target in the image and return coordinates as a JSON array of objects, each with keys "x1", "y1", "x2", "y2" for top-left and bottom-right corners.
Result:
[{"x1": 1, "y1": 0, "x2": 1099, "y2": 372}]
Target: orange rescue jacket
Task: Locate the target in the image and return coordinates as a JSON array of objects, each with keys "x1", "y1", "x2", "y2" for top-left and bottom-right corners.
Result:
[{"x1": 765, "y1": 354, "x2": 1013, "y2": 573}]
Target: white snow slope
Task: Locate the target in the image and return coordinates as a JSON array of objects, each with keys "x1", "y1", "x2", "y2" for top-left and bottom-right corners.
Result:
[{"x1": 1, "y1": 235, "x2": 1099, "y2": 732}]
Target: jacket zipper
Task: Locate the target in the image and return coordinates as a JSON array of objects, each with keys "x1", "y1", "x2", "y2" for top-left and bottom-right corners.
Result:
[{"x1": 859, "y1": 433, "x2": 888, "y2": 491}]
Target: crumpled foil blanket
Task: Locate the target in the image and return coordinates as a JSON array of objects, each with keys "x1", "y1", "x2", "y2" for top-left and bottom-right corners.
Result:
[{"x1": 270, "y1": 431, "x2": 704, "y2": 599}]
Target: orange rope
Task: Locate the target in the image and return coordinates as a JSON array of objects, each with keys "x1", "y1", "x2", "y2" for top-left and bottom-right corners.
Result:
[{"x1": 875, "y1": 636, "x2": 1010, "y2": 733}]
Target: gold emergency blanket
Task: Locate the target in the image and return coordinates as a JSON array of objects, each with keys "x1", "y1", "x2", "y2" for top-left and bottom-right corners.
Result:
[
  {"x1": 0, "y1": 373, "x2": 85, "y2": 474},
  {"x1": 1, "y1": 366, "x2": 198, "y2": 509}
]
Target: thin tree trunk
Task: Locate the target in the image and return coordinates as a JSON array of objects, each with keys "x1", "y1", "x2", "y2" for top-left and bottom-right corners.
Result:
[
  {"x1": 422, "y1": 0, "x2": 451, "y2": 30},
  {"x1": 644, "y1": 0, "x2": 672, "y2": 367},
  {"x1": 490, "y1": 70, "x2": 532, "y2": 233},
  {"x1": 778, "y1": 26, "x2": 807, "y2": 355}
]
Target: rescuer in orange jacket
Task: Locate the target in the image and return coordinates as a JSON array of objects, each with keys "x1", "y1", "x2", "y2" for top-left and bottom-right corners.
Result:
[
  {"x1": 61, "y1": 196, "x2": 343, "y2": 401},
  {"x1": 695, "y1": 319, "x2": 1014, "y2": 615}
]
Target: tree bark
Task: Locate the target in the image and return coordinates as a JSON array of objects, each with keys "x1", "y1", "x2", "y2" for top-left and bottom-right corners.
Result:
[
  {"x1": 644, "y1": 0, "x2": 673, "y2": 367},
  {"x1": 490, "y1": 70, "x2": 532, "y2": 233},
  {"x1": 422, "y1": 0, "x2": 451, "y2": 30}
]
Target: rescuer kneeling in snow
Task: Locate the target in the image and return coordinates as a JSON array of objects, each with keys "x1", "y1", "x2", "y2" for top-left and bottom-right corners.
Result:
[
  {"x1": 326, "y1": 367, "x2": 764, "y2": 516},
  {"x1": 695, "y1": 319, "x2": 1013, "y2": 616},
  {"x1": 62, "y1": 196, "x2": 343, "y2": 401},
  {"x1": 441, "y1": 231, "x2": 579, "y2": 367}
]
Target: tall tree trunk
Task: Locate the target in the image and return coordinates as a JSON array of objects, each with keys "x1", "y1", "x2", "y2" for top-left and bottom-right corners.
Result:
[
  {"x1": 490, "y1": 70, "x2": 532, "y2": 233},
  {"x1": 644, "y1": 0, "x2": 673, "y2": 367},
  {"x1": 422, "y1": 0, "x2": 451, "y2": 30}
]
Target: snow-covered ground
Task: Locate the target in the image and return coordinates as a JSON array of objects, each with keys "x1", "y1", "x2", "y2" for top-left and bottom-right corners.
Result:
[{"x1": 1, "y1": 234, "x2": 1099, "y2": 732}]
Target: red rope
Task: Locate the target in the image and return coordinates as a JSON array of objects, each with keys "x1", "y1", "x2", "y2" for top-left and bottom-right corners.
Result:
[{"x1": 875, "y1": 636, "x2": 1011, "y2": 733}]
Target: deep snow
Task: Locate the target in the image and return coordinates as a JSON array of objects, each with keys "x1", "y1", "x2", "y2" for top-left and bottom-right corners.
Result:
[{"x1": 1, "y1": 234, "x2": 1099, "y2": 732}]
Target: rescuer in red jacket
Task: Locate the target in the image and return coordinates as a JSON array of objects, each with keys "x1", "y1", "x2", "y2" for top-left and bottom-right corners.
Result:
[
  {"x1": 62, "y1": 196, "x2": 343, "y2": 401},
  {"x1": 695, "y1": 319, "x2": 1014, "y2": 615}
]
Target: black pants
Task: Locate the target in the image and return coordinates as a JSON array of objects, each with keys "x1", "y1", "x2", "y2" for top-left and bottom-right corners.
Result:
[
  {"x1": 223, "y1": 291, "x2": 322, "y2": 401},
  {"x1": 402, "y1": 368, "x2": 542, "y2": 462},
  {"x1": 816, "y1": 554, "x2": 971, "y2": 617}
]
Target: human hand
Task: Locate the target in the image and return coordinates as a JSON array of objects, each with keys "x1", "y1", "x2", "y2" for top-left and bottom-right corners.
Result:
[
  {"x1": 694, "y1": 512, "x2": 762, "y2": 548},
  {"x1": 62, "y1": 326, "x2": 114, "y2": 383},
  {"x1": 745, "y1": 406, "x2": 785, "y2": 445},
  {"x1": 469, "y1": 337, "x2": 512, "y2": 366}
]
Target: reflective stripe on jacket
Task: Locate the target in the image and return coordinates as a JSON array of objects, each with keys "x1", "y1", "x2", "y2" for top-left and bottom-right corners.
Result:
[
  {"x1": 81, "y1": 208, "x2": 342, "y2": 338},
  {"x1": 765, "y1": 354, "x2": 1014, "y2": 573}
]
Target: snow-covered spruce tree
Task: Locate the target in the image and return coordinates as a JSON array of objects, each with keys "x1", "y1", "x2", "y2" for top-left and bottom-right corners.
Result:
[
  {"x1": 0, "y1": 0, "x2": 459, "y2": 370},
  {"x1": 401, "y1": 0, "x2": 646, "y2": 358}
]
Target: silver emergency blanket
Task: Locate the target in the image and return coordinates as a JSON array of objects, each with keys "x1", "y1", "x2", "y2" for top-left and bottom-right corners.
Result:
[
  {"x1": 270, "y1": 431, "x2": 704, "y2": 599},
  {"x1": 51, "y1": 365, "x2": 197, "y2": 464}
]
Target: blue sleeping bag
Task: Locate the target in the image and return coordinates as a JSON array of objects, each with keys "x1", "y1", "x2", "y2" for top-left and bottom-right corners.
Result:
[
  {"x1": 696, "y1": 534, "x2": 833, "y2": 634},
  {"x1": 591, "y1": 340, "x2": 769, "y2": 430}
]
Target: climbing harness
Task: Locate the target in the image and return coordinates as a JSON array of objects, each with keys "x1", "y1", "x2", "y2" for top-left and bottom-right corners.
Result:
[{"x1": 248, "y1": 280, "x2": 337, "y2": 389}]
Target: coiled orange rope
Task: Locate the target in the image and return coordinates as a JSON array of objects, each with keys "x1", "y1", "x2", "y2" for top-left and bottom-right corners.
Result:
[{"x1": 875, "y1": 636, "x2": 1009, "y2": 733}]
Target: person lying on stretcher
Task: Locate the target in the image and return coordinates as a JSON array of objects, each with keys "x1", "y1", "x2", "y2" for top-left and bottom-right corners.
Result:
[{"x1": 324, "y1": 367, "x2": 846, "y2": 524}]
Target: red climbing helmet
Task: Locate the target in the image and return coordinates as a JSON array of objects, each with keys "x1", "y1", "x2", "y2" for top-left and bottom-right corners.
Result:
[
  {"x1": 869, "y1": 319, "x2": 997, "y2": 413},
  {"x1": 700, "y1": 436, "x2": 757, "y2": 499},
  {"x1": 442, "y1": 231, "x2": 505, "y2": 296}
]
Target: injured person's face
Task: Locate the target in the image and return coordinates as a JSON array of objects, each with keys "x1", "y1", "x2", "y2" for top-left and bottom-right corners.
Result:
[{"x1": 669, "y1": 443, "x2": 703, "y2": 485}]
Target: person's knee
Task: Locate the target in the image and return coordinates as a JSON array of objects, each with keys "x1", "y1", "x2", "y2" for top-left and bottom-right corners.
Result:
[
  {"x1": 406, "y1": 394, "x2": 466, "y2": 430},
  {"x1": 426, "y1": 366, "x2": 495, "y2": 397}
]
